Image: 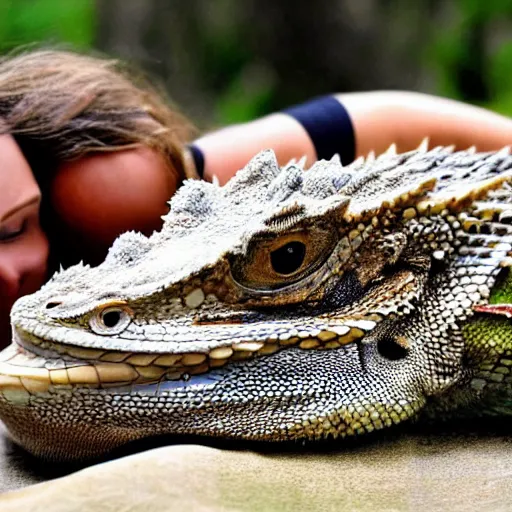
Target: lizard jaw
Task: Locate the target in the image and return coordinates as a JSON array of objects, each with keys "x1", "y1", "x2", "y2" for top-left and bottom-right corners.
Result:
[{"x1": 0, "y1": 317, "x2": 381, "y2": 400}]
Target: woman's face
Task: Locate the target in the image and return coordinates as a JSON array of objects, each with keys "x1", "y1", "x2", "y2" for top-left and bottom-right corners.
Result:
[{"x1": 0, "y1": 135, "x2": 49, "y2": 347}]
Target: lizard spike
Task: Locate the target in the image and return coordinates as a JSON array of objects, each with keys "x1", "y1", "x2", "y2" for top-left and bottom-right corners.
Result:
[
  {"x1": 285, "y1": 158, "x2": 297, "y2": 166},
  {"x1": 499, "y1": 257, "x2": 512, "y2": 267},
  {"x1": 385, "y1": 143, "x2": 397, "y2": 156},
  {"x1": 307, "y1": 153, "x2": 343, "y2": 174},
  {"x1": 329, "y1": 153, "x2": 342, "y2": 166},
  {"x1": 297, "y1": 155, "x2": 308, "y2": 169},
  {"x1": 467, "y1": 145, "x2": 477, "y2": 154},
  {"x1": 211, "y1": 174, "x2": 220, "y2": 186},
  {"x1": 496, "y1": 145, "x2": 511, "y2": 157},
  {"x1": 472, "y1": 201, "x2": 512, "y2": 221},
  {"x1": 366, "y1": 150, "x2": 376, "y2": 163},
  {"x1": 417, "y1": 137, "x2": 429, "y2": 153},
  {"x1": 347, "y1": 155, "x2": 366, "y2": 172},
  {"x1": 344, "y1": 176, "x2": 437, "y2": 222},
  {"x1": 417, "y1": 172, "x2": 512, "y2": 215}
]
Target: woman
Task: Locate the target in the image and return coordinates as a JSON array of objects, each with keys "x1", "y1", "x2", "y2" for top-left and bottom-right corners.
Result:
[{"x1": 2, "y1": 48, "x2": 512, "y2": 348}]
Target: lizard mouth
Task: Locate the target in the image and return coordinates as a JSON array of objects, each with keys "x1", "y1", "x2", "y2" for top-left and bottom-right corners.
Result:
[{"x1": 0, "y1": 319, "x2": 378, "y2": 397}]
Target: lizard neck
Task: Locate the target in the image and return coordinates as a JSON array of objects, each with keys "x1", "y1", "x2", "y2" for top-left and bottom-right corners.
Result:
[{"x1": 462, "y1": 316, "x2": 512, "y2": 415}]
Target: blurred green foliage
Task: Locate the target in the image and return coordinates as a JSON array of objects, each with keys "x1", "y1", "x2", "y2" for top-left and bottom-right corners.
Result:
[
  {"x1": 0, "y1": 0, "x2": 94, "y2": 50},
  {"x1": 429, "y1": 0, "x2": 512, "y2": 115},
  {"x1": 1, "y1": 0, "x2": 512, "y2": 121}
]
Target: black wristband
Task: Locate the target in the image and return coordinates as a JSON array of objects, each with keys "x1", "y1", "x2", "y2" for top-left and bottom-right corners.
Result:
[
  {"x1": 187, "y1": 144, "x2": 205, "y2": 179},
  {"x1": 283, "y1": 96, "x2": 355, "y2": 165}
]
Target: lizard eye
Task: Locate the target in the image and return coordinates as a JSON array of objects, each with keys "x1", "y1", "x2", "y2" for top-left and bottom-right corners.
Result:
[
  {"x1": 232, "y1": 228, "x2": 336, "y2": 291},
  {"x1": 270, "y1": 241, "x2": 306, "y2": 275},
  {"x1": 89, "y1": 304, "x2": 132, "y2": 335}
]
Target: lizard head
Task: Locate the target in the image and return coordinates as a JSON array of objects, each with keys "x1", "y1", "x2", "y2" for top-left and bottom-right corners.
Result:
[{"x1": 2, "y1": 146, "x2": 512, "y2": 460}]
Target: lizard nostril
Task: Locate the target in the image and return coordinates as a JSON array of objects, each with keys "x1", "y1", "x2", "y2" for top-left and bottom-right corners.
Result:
[
  {"x1": 45, "y1": 301, "x2": 62, "y2": 309},
  {"x1": 377, "y1": 337, "x2": 409, "y2": 361}
]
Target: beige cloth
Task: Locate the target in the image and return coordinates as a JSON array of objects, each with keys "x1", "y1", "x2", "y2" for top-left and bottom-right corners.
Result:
[{"x1": 0, "y1": 421, "x2": 511, "y2": 512}]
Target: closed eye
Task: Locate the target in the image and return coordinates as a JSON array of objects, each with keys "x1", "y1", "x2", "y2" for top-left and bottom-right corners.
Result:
[{"x1": 0, "y1": 219, "x2": 27, "y2": 243}]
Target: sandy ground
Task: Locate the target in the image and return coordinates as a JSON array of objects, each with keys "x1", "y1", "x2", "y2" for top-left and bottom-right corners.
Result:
[{"x1": 0, "y1": 421, "x2": 511, "y2": 511}]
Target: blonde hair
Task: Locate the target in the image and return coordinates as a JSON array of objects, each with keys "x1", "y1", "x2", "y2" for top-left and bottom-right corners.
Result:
[{"x1": 0, "y1": 49, "x2": 194, "y2": 181}]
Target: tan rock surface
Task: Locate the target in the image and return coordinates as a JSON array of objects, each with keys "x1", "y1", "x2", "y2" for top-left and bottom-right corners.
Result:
[{"x1": 0, "y1": 421, "x2": 511, "y2": 511}]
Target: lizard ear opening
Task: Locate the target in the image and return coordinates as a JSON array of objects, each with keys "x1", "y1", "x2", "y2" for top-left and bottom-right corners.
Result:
[{"x1": 377, "y1": 336, "x2": 409, "y2": 361}]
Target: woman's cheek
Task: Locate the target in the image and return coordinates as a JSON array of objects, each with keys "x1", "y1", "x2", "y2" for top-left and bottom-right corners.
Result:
[
  {"x1": 0, "y1": 226, "x2": 48, "y2": 350},
  {"x1": 18, "y1": 226, "x2": 49, "y2": 297}
]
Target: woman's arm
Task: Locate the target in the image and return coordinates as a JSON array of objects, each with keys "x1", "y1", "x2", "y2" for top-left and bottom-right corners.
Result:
[
  {"x1": 338, "y1": 91, "x2": 512, "y2": 156},
  {"x1": 193, "y1": 113, "x2": 317, "y2": 184},
  {"x1": 193, "y1": 91, "x2": 512, "y2": 184}
]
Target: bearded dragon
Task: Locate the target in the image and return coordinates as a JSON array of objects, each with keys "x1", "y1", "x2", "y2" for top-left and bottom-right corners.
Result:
[{"x1": 0, "y1": 144, "x2": 511, "y2": 460}]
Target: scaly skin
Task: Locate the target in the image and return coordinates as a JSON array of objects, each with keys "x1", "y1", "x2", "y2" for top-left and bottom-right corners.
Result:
[{"x1": 1, "y1": 145, "x2": 512, "y2": 460}]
